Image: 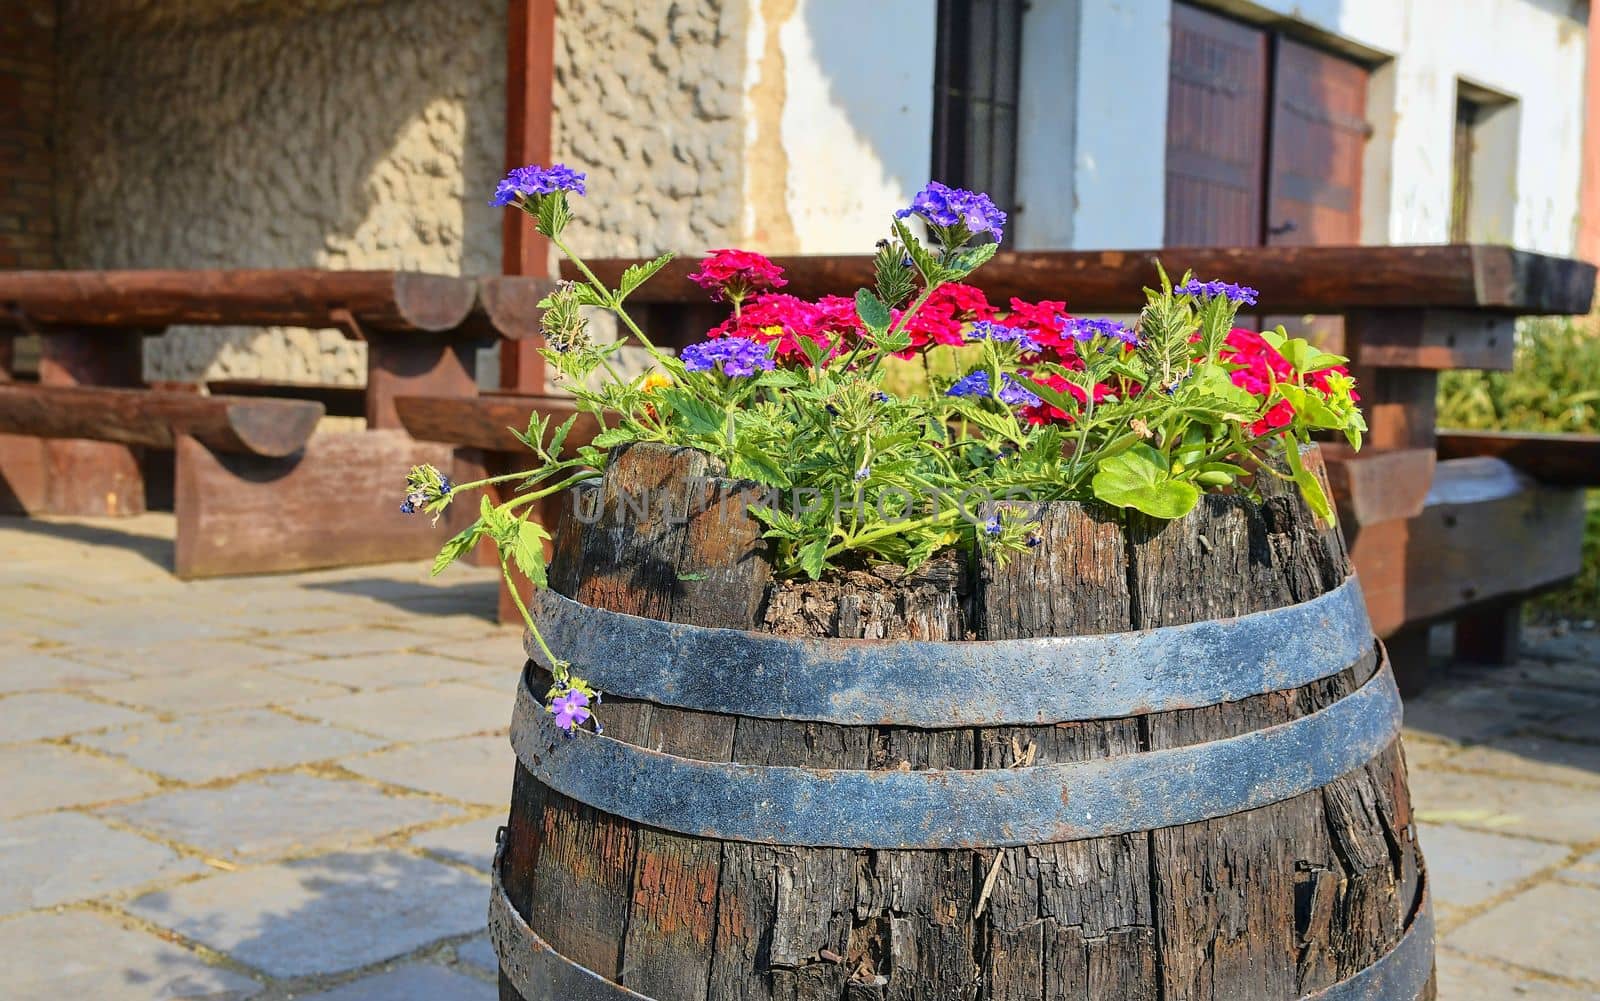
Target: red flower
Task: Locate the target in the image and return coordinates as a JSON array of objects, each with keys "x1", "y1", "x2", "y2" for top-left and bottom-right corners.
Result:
[
  {"x1": 1249, "y1": 398, "x2": 1296, "y2": 437},
  {"x1": 708, "y1": 293, "x2": 848, "y2": 361},
  {"x1": 893, "y1": 283, "x2": 995, "y2": 354},
  {"x1": 1003, "y1": 298, "x2": 1069, "y2": 352},
  {"x1": 688, "y1": 249, "x2": 788, "y2": 302},
  {"x1": 1018, "y1": 372, "x2": 1114, "y2": 426}
]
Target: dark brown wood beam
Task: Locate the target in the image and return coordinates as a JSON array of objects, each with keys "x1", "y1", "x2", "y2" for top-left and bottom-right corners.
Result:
[
  {"x1": 204, "y1": 380, "x2": 366, "y2": 419},
  {"x1": 0, "y1": 384, "x2": 324, "y2": 457},
  {"x1": 566, "y1": 245, "x2": 1596, "y2": 315},
  {"x1": 1437, "y1": 429, "x2": 1600, "y2": 487},
  {"x1": 0, "y1": 270, "x2": 478, "y2": 333}
]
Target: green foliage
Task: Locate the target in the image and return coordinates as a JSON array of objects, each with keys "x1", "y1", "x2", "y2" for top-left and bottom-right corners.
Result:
[{"x1": 1439, "y1": 316, "x2": 1600, "y2": 617}]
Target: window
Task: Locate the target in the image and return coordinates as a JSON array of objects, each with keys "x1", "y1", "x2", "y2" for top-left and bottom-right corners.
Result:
[
  {"x1": 1451, "y1": 82, "x2": 1519, "y2": 244},
  {"x1": 931, "y1": 0, "x2": 1026, "y2": 222}
]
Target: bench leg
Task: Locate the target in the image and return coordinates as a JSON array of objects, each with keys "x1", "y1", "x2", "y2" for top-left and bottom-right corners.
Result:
[
  {"x1": 1454, "y1": 601, "x2": 1524, "y2": 666},
  {"x1": 37, "y1": 330, "x2": 146, "y2": 516},
  {"x1": 1386, "y1": 624, "x2": 1433, "y2": 698}
]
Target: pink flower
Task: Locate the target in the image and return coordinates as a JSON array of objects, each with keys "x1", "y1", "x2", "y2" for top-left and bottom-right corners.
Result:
[
  {"x1": 688, "y1": 249, "x2": 788, "y2": 302},
  {"x1": 709, "y1": 293, "x2": 834, "y2": 361},
  {"x1": 897, "y1": 283, "x2": 996, "y2": 354},
  {"x1": 1018, "y1": 373, "x2": 1114, "y2": 426}
]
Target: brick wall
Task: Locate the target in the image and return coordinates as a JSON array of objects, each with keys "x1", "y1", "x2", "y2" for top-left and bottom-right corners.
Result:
[{"x1": 0, "y1": 1, "x2": 55, "y2": 269}]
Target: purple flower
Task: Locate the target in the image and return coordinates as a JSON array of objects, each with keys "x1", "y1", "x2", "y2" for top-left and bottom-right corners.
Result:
[
  {"x1": 491, "y1": 163, "x2": 588, "y2": 207},
  {"x1": 1065, "y1": 317, "x2": 1140, "y2": 346},
  {"x1": 896, "y1": 181, "x2": 1006, "y2": 243},
  {"x1": 438, "y1": 475, "x2": 453, "y2": 495},
  {"x1": 984, "y1": 515, "x2": 1003, "y2": 537},
  {"x1": 1177, "y1": 278, "x2": 1259, "y2": 306},
  {"x1": 1026, "y1": 534, "x2": 1043, "y2": 548},
  {"x1": 854, "y1": 465, "x2": 870, "y2": 482},
  {"x1": 399, "y1": 489, "x2": 426, "y2": 515},
  {"x1": 872, "y1": 391, "x2": 890, "y2": 403},
  {"x1": 946, "y1": 370, "x2": 1041, "y2": 408},
  {"x1": 680, "y1": 339, "x2": 775, "y2": 378},
  {"x1": 548, "y1": 689, "x2": 591, "y2": 733},
  {"x1": 967, "y1": 320, "x2": 1041, "y2": 353}
]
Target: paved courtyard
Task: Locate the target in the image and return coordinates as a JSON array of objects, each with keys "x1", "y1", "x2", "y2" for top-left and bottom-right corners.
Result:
[{"x1": 1, "y1": 513, "x2": 1598, "y2": 1000}]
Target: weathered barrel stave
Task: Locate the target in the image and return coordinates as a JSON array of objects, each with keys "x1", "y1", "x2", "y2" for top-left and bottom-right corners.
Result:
[{"x1": 494, "y1": 442, "x2": 1433, "y2": 1001}]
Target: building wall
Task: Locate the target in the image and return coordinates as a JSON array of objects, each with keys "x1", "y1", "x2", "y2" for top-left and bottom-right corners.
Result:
[
  {"x1": 0, "y1": 1, "x2": 56, "y2": 269},
  {"x1": 55, "y1": 0, "x2": 507, "y2": 384},
  {"x1": 1015, "y1": 0, "x2": 1590, "y2": 255},
  {"x1": 551, "y1": 0, "x2": 749, "y2": 258}
]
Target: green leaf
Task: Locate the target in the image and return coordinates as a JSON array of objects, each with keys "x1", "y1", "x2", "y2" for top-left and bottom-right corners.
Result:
[
  {"x1": 509, "y1": 517, "x2": 551, "y2": 589},
  {"x1": 431, "y1": 523, "x2": 483, "y2": 576},
  {"x1": 1090, "y1": 443, "x2": 1201, "y2": 519},
  {"x1": 590, "y1": 426, "x2": 633, "y2": 449},
  {"x1": 1282, "y1": 438, "x2": 1335, "y2": 527},
  {"x1": 730, "y1": 443, "x2": 791, "y2": 487},
  {"x1": 617, "y1": 252, "x2": 674, "y2": 301},
  {"x1": 532, "y1": 193, "x2": 572, "y2": 239},
  {"x1": 545, "y1": 414, "x2": 578, "y2": 458},
  {"x1": 855, "y1": 288, "x2": 892, "y2": 335},
  {"x1": 659, "y1": 390, "x2": 726, "y2": 437},
  {"x1": 798, "y1": 537, "x2": 829, "y2": 580},
  {"x1": 946, "y1": 241, "x2": 999, "y2": 278},
  {"x1": 893, "y1": 219, "x2": 953, "y2": 285}
]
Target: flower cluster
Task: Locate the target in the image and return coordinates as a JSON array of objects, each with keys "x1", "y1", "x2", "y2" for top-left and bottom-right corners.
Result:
[
  {"x1": 688, "y1": 249, "x2": 788, "y2": 302},
  {"x1": 1178, "y1": 278, "x2": 1259, "y2": 306},
  {"x1": 966, "y1": 320, "x2": 1042, "y2": 354},
  {"x1": 947, "y1": 369, "x2": 1042, "y2": 407},
  {"x1": 896, "y1": 181, "x2": 1007, "y2": 244},
  {"x1": 490, "y1": 164, "x2": 587, "y2": 207},
  {"x1": 1064, "y1": 316, "x2": 1140, "y2": 346},
  {"x1": 681, "y1": 338, "x2": 776, "y2": 378}
]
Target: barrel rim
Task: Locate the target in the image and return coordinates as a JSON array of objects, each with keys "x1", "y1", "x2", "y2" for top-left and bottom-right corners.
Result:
[
  {"x1": 509, "y1": 653, "x2": 1403, "y2": 849},
  {"x1": 525, "y1": 573, "x2": 1375, "y2": 726},
  {"x1": 487, "y1": 837, "x2": 1435, "y2": 1001}
]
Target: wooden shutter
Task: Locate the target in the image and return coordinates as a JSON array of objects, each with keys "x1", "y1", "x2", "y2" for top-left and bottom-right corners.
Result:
[
  {"x1": 1164, "y1": 4, "x2": 1269, "y2": 247},
  {"x1": 1266, "y1": 38, "x2": 1369, "y2": 246}
]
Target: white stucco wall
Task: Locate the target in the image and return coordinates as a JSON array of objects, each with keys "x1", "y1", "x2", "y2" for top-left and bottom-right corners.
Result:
[
  {"x1": 1015, "y1": 0, "x2": 1588, "y2": 253},
  {"x1": 743, "y1": 0, "x2": 935, "y2": 254}
]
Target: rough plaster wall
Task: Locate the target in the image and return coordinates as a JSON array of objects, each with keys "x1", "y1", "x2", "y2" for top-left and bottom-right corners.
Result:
[
  {"x1": 55, "y1": 0, "x2": 506, "y2": 384},
  {"x1": 551, "y1": 0, "x2": 748, "y2": 257}
]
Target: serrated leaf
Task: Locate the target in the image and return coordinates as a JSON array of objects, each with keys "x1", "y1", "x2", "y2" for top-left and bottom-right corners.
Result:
[
  {"x1": 855, "y1": 288, "x2": 892, "y2": 335},
  {"x1": 730, "y1": 444, "x2": 790, "y2": 487},
  {"x1": 617, "y1": 252, "x2": 674, "y2": 301},
  {"x1": 545, "y1": 414, "x2": 578, "y2": 458},
  {"x1": 659, "y1": 390, "x2": 725, "y2": 437},
  {"x1": 510, "y1": 517, "x2": 551, "y2": 589},
  {"x1": 590, "y1": 426, "x2": 634, "y2": 448},
  {"x1": 533, "y1": 193, "x2": 571, "y2": 239},
  {"x1": 946, "y1": 241, "x2": 999, "y2": 278},
  {"x1": 798, "y1": 537, "x2": 829, "y2": 580},
  {"x1": 431, "y1": 523, "x2": 483, "y2": 576},
  {"x1": 1090, "y1": 443, "x2": 1201, "y2": 519}
]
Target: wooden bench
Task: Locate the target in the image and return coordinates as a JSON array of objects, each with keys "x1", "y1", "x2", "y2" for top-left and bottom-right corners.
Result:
[{"x1": 0, "y1": 268, "x2": 535, "y2": 578}]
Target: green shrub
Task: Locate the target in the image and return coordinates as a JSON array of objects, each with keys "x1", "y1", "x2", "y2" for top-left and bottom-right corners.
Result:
[{"x1": 1438, "y1": 316, "x2": 1600, "y2": 618}]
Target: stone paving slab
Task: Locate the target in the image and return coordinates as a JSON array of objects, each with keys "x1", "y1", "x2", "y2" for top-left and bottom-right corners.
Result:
[
  {"x1": 0, "y1": 910, "x2": 262, "y2": 1001},
  {"x1": 66, "y1": 639, "x2": 316, "y2": 677},
  {"x1": 0, "y1": 812, "x2": 206, "y2": 914},
  {"x1": 77, "y1": 708, "x2": 386, "y2": 783},
  {"x1": 296, "y1": 684, "x2": 509, "y2": 742},
  {"x1": 1537, "y1": 708, "x2": 1600, "y2": 744},
  {"x1": 1444, "y1": 733, "x2": 1600, "y2": 788},
  {"x1": 1409, "y1": 766, "x2": 1600, "y2": 843},
  {"x1": 432, "y1": 632, "x2": 527, "y2": 670},
  {"x1": 102, "y1": 773, "x2": 461, "y2": 862},
  {"x1": 296, "y1": 963, "x2": 495, "y2": 1000},
  {"x1": 0, "y1": 743, "x2": 159, "y2": 818},
  {"x1": 253, "y1": 626, "x2": 433, "y2": 658},
  {"x1": 1561, "y1": 850, "x2": 1600, "y2": 889},
  {"x1": 127, "y1": 850, "x2": 486, "y2": 979},
  {"x1": 0, "y1": 651, "x2": 129, "y2": 693},
  {"x1": 410, "y1": 816, "x2": 503, "y2": 873},
  {"x1": 455, "y1": 934, "x2": 497, "y2": 976},
  {"x1": 271, "y1": 651, "x2": 482, "y2": 690},
  {"x1": 23, "y1": 608, "x2": 255, "y2": 650},
  {"x1": 1403, "y1": 684, "x2": 1600, "y2": 744},
  {"x1": 1437, "y1": 949, "x2": 1599, "y2": 1001},
  {"x1": 1446, "y1": 881, "x2": 1600, "y2": 983},
  {"x1": 0, "y1": 692, "x2": 151, "y2": 742},
  {"x1": 1417, "y1": 823, "x2": 1571, "y2": 911},
  {"x1": 90, "y1": 666, "x2": 347, "y2": 716},
  {"x1": 341, "y1": 736, "x2": 512, "y2": 806}
]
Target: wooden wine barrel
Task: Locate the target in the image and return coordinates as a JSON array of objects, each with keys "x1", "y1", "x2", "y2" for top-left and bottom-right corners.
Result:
[{"x1": 491, "y1": 443, "x2": 1434, "y2": 1000}]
